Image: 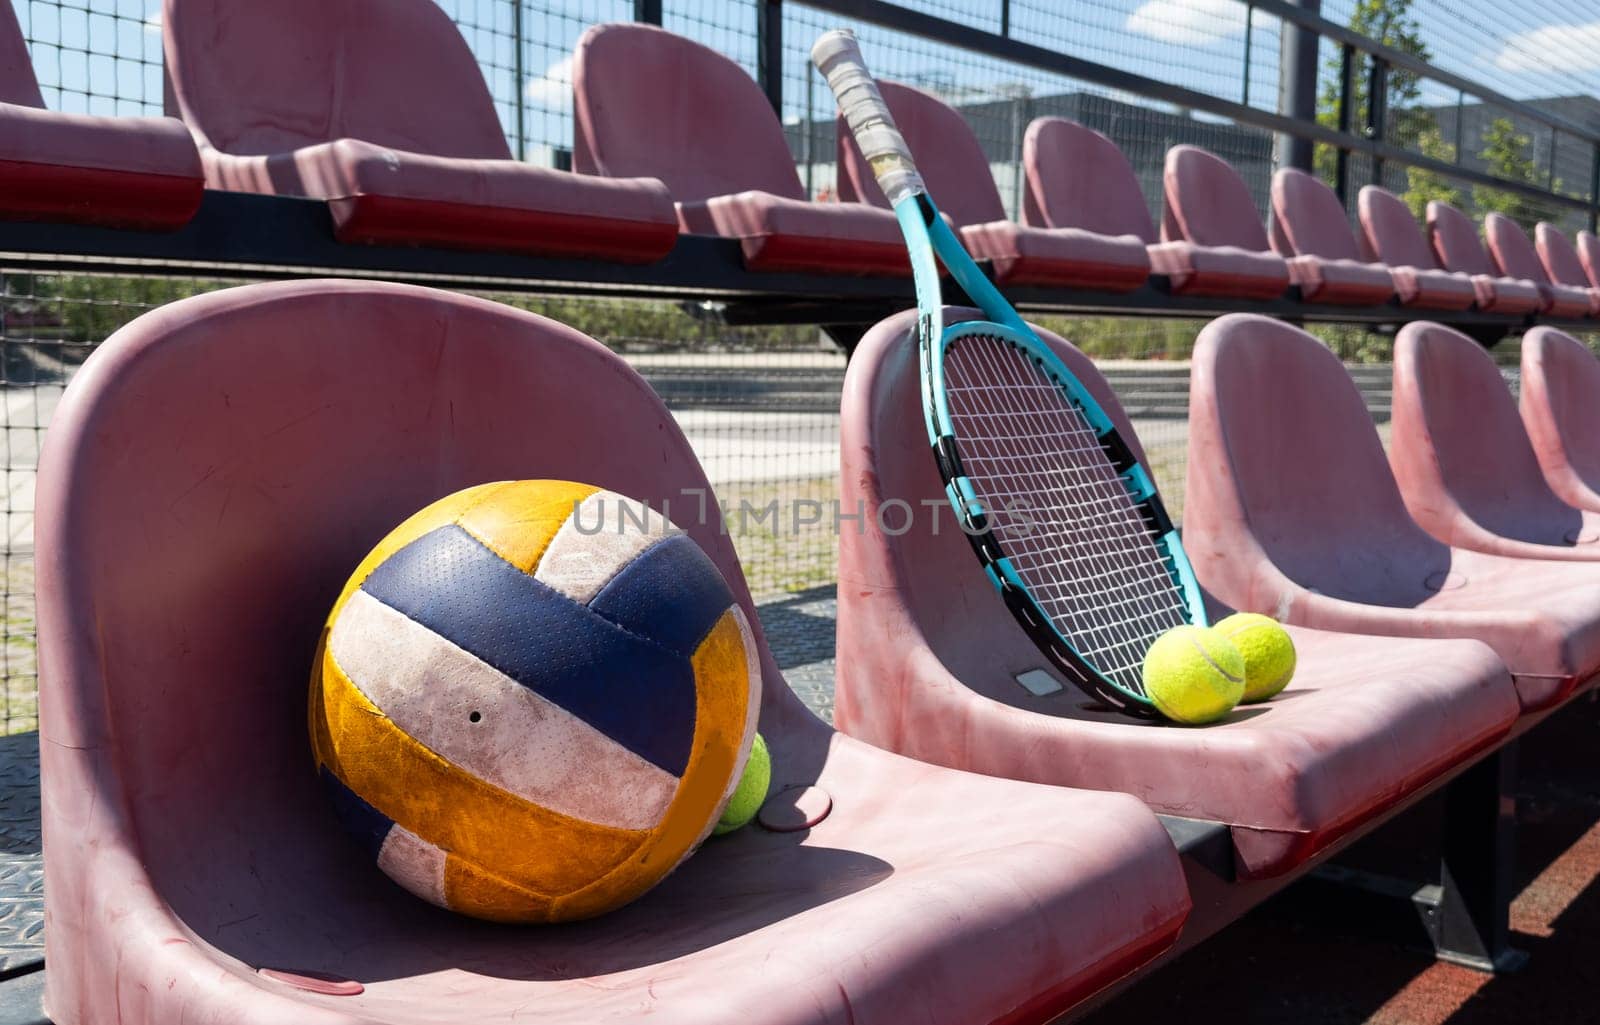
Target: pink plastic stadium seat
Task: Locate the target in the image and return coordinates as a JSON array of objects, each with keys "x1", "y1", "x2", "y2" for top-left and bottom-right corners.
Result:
[
  {"x1": 836, "y1": 92, "x2": 1150, "y2": 290},
  {"x1": 1520, "y1": 326, "x2": 1600, "y2": 515},
  {"x1": 0, "y1": 1, "x2": 201, "y2": 229},
  {"x1": 1267, "y1": 168, "x2": 1396, "y2": 305},
  {"x1": 163, "y1": 0, "x2": 676, "y2": 262},
  {"x1": 1021, "y1": 117, "x2": 1157, "y2": 239},
  {"x1": 1483, "y1": 214, "x2": 1592, "y2": 318},
  {"x1": 1426, "y1": 202, "x2": 1545, "y2": 315},
  {"x1": 1389, "y1": 321, "x2": 1600, "y2": 560},
  {"x1": 1185, "y1": 313, "x2": 1600, "y2": 715},
  {"x1": 1575, "y1": 230, "x2": 1600, "y2": 289},
  {"x1": 835, "y1": 308, "x2": 1517, "y2": 881},
  {"x1": 36, "y1": 280, "x2": 1192, "y2": 1025},
  {"x1": 1532, "y1": 223, "x2": 1600, "y2": 316},
  {"x1": 573, "y1": 23, "x2": 909, "y2": 276},
  {"x1": 1356, "y1": 186, "x2": 1478, "y2": 310},
  {"x1": 1154, "y1": 145, "x2": 1290, "y2": 299}
]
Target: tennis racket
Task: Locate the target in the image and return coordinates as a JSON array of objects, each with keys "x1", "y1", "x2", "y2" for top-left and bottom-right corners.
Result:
[{"x1": 813, "y1": 30, "x2": 1207, "y2": 717}]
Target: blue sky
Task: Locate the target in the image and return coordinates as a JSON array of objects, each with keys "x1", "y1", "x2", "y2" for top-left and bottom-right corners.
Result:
[{"x1": 13, "y1": 0, "x2": 1600, "y2": 160}]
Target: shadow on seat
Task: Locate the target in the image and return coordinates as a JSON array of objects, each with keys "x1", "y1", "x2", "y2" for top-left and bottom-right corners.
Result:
[
  {"x1": 0, "y1": 1, "x2": 201, "y2": 229},
  {"x1": 836, "y1": 97, "x2": 1150, "y2": 290},
  {"x1": 833, "y1": 307, "x2": 1517, "y2": 881},
  {"x1": 35, "y1": 280, "x2": 1191, "y2": 1025},
  {"x1": 1355, "y1": 186, "x2": 1478, "y2": 310},
  {"x1": 1267, "y1": 168, "x2": 1396, "y2": 305},
  {"x1": 1153, "y1": 145, "x2": 1289, "y2": 299},
  {"x1": 1389, "y1": 321, "x2": 1600, "y2": 559},
  {"x1": 1483, "y1": 214, "x2": 1591, "y2": 319},
  {"x1": 162, "y1": 0, "x2": 677, "y2": 261},
  {"x1": 1520, "y1": 326, "x2": 1600, "y2": 515},
  {"x1": 1426, "y1": 202, "x2": 1544, "y2": 315},
  {"x1": 573, "y1": 22, "x2": 910, "y2": 276},
  {"x1": 1184, "y1": 314, "x2": 1600, "y2": 714}
]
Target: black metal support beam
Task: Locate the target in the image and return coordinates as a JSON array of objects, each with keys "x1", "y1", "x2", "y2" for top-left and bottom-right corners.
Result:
[
  {"x1": 1416, "y1": 745, "x2": 1529, "y2": 973},
  {"x1": 1367, "y1": 57, "x2": 1388, "y2": 187},
  {"x1": 758, "y1": 0, "x2": 784, "y2": 115},
  {"x1": 633, "y1": 0, "x2": 661, "y2": 24},
  {"x1": 1276, "y1": 0, "x2": 1320, "y2": 172},
  {"x1": 1334, "y1": 43, "x2": 1354, "y2": 206}
]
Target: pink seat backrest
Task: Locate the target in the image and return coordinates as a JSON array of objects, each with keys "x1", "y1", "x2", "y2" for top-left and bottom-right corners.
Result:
[
  {"x1": 572, "y1": 23, "x2": 803, "y2": 204},
  {"x1": 35, "y1": 281, "x2": 810, "y2": 946},
  {"x1": 1269, "y1": 167, "x2": 1361, "y2": 261},
  {"x1": 835, "y1": 81, "x2": 1006, "y2": 227},
  {"x1": 840, "y1": 307, "x2": 1160, "y2": 688},
  {"x1": 163, "y1": 0, "x2": 510, "y2": 160},
  {"x1": 0, "y1": 1, "x2": 44, "y2": 108},
  {"x1": 1523, "y1": 327, "x2": 1600, "y2": 494},
  {"x1": 1576, "y1": 230, "x2": 1600, "y2": 288},
  {"x1": 1357, "y1": 185, "x2": 1437, "y2": 268},
  {"x1": 1188, "y1": 314, "x2": 1449, "y2": 604},
  {"x1": 1161, "y1": 145, "x2": 1269, "y2": 250},
  {"x1": 1535, "y1": 223, "x2": 1590, "y2": 288},
  {"x1": 1483, "y1": 213, "x2": 1550, "y2": 284},
  {"x1": 1427, "y1": 201, "x2": 1494, "y2": 276},
  {"x1": 1021, "y1": 117, "x2": 1156, "y2": 242},
  {"x1": 1392, "y1": 322, "x2": 1576, "y2": 540}
]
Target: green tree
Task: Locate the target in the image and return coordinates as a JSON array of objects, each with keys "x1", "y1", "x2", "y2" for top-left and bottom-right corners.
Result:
[
  {"x1": 1314, "y1": 0, "x2": 1460, "y2": 212},
  {"x1": 1473, "y1": 117, "x2": 1551, "y2": 233}
]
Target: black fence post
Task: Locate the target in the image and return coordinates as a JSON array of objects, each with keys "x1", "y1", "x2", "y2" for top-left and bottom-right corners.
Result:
[
  {"x1": 512, "y1": 0, "x2": 527, "y2": 160},
  {"x1": 634, "y1": 0, "x2": 662, "y2": 25},
  {"x1": 1335, "y1": 43, "x2": 1353, "y2": 204},
  {"x1": 1367, "y1": 56, "x2": 1388, "y2": 186},
  {"x1": 1000, "y1": 0, "x2": 1010, "y2": 37},
  {"x1": 1276, "y1": 0, "x2": 1319, "y2": 172},
  {"x1": 1589, "y1": 145, "x2": 1600, "y2": 233},
  {"x1": 758, "y1": 0, "x2": 784, "y2": 115}
]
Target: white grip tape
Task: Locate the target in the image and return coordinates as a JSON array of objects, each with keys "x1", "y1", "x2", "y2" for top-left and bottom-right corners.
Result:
[{"x1": 811, "y1": 29, "x2": 925, "y2": 205}]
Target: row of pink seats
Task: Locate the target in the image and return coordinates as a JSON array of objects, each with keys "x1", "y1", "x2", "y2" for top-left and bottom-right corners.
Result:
[
  {"x1": 36, "y1": 280, "x2": 1195, "y2": 1025},
  {"x1": 14, "y1": 0, "x2": 1595, "y2": 323},
  {"x1": 837, "y1": 311, "x2": 1600, "y2": 882},
  {"x1": 35, "y1": 271, "x2": 1600, "y2": 1025},
  {"x1": 47, "y1": 280, "x2": 1600, "y2": 1025}
]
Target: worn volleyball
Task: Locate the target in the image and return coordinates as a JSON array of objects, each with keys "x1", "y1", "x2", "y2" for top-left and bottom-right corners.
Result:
[
  {"x1": 1141, "y1": 625, "x2": 1246, "y2": 725},
  {"x1": 310, "y1": 480, "x2": 762, "y2": 923},
  {"x1": 1213, "y1": 612, "x2": 1297, "y2": 703}
]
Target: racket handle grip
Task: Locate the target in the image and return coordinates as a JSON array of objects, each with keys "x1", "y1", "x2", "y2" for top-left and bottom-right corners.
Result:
[{"x1": 811, "y1": 29, "x2": 925, "y2": 205}]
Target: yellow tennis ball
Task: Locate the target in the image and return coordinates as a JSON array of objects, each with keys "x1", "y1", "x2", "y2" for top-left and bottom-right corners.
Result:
[
  {"x1": 713, "y1": 733, "x2": 771, "y2": 835},
  {"x1": 1213, "y1": 613, "x2": 1297, "y2": 703},
  {"x1": 1142, "y1": 625, "x2": 1246, "y2": 725}
]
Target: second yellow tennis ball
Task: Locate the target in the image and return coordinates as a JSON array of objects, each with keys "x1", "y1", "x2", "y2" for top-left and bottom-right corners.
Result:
[
  {"x1": 1213, "y1": 613, "x2": 1297, "y2": 703},
  {"x1": 1142, "y1": 625, "x2": 1246, "y2": 725}
]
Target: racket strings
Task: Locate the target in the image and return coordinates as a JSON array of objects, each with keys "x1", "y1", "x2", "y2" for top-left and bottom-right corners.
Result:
[{"x1": 943, "y1": 332, "x2": 1189, "y2": 695}]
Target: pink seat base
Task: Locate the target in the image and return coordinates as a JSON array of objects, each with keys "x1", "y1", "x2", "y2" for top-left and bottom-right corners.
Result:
[
  {"x1": 962, "y1": 221, "x2": 1150, "y2": 291},
  {"x1": 1286, "y1": 254, "x2": 1395, "y2": 305},
  {"x1": 1390, "y1": 266, "x2": 1478, "y2": 309},
  {"x1": 678, "y1": 193, "x2": 913, "y2": 275},
  {"x1": 1148, "y1": 241, "x2": 1289, "y2": 299}
]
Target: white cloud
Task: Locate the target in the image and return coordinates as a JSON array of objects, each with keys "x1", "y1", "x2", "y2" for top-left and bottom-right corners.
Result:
[
  {"x1": 143, "y1": 8, "x2": 161, "y2": 34},
  {"x1": 1492, "y1": 21, "x2": 1600, "y2": 73},
  {"x1": 1125, "y1": 0, "x2": 1248, "y2": 45},
  {"x1": 525, "y1": 56, "x2": 573, "y2": 109}
]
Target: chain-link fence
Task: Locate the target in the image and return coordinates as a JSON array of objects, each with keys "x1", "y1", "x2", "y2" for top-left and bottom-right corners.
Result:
[{"x1": 7, "y1": 0, "x2": 1600, "y2": 734}]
